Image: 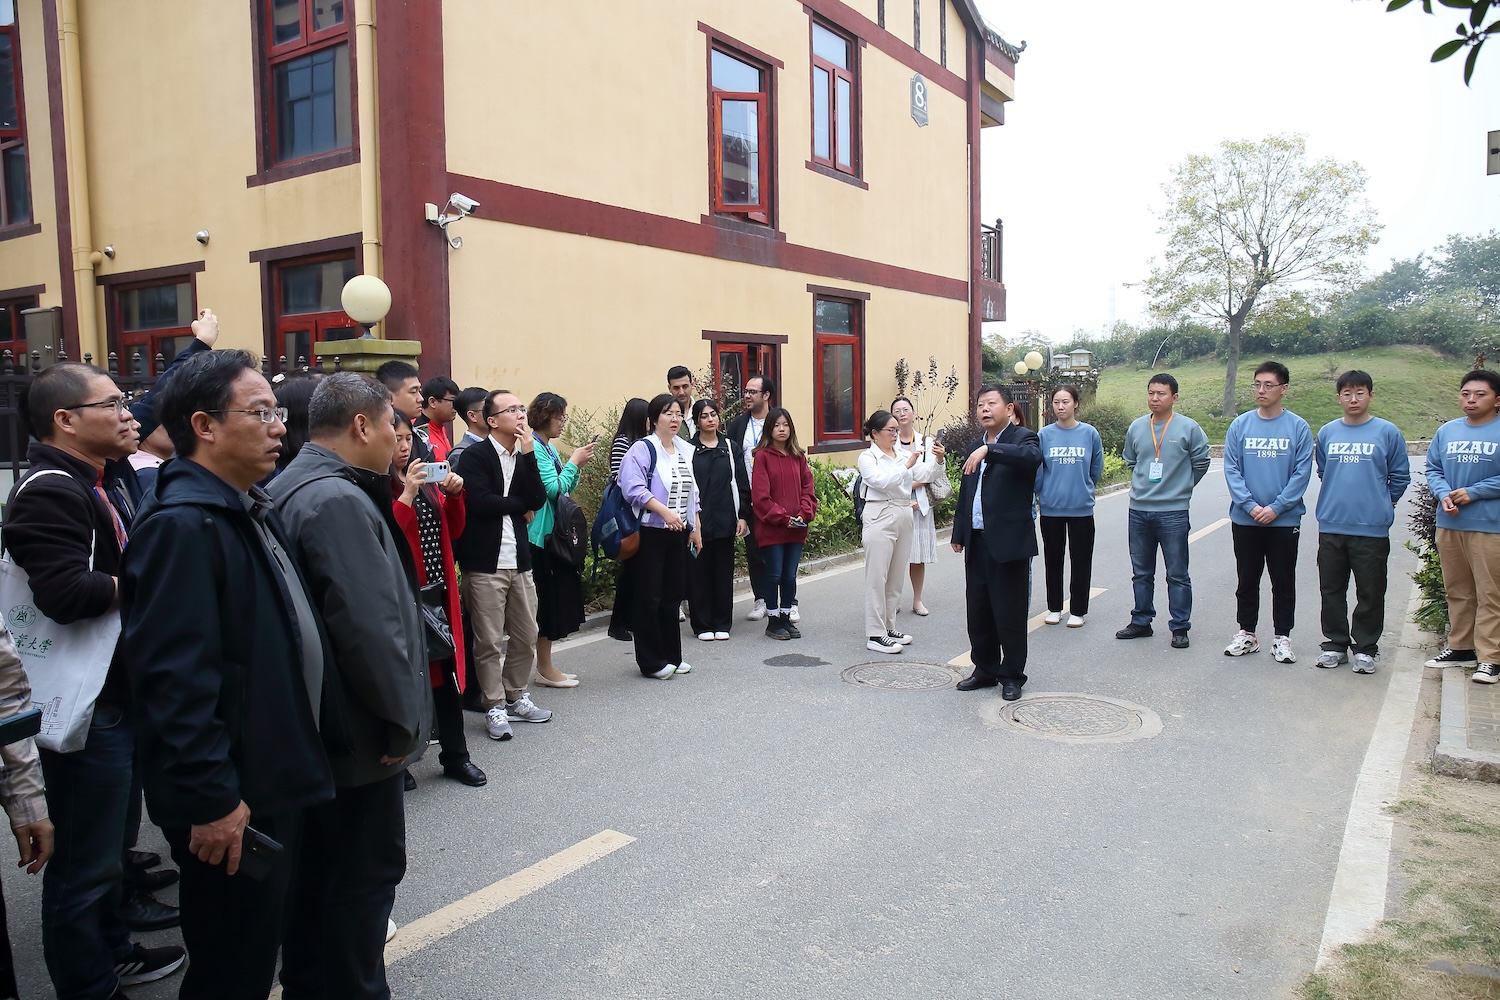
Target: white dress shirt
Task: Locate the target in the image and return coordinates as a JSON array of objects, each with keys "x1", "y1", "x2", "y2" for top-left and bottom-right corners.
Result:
[
  {"x1": 857, "y1": 444, "x2": 915, "y2": 503},
  {"x1": 489, "y1": 435, "x2": 520, "y2": 570}
]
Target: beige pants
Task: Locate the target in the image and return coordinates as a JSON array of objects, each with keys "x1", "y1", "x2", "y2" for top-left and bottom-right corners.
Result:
[
  {"x1": 459, "y1": 568, "x2": 539, "y2": 706},
  {"x1": 1436, "y1": 527, "x2": 1500, "y2": 663},
  {"x1": 863, "y1": 500, "x2": 914, "y2": 637}
]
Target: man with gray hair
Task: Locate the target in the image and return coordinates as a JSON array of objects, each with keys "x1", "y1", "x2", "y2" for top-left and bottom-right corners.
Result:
[{"x1": 269, "y1": 372, "x2": 430, "y2": 1000}]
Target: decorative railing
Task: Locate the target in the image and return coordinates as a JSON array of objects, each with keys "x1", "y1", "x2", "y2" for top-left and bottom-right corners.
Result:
[{"x1": 980, "y1": 219, "x2": 1003, "y2": 284}]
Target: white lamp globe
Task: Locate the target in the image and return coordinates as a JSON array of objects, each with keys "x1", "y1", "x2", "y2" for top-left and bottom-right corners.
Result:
[
  {"x1": 1014, "y1": 361, "x2": 1029, "y2": 376},
  {"x1": 1024, "y1": 350, "x2": 1045, "y2": 371},
  {"x1": 341, "y1": 274, "x2": 392, "y2": 326}
]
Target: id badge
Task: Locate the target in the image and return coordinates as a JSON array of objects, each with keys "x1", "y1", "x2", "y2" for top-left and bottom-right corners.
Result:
[{"x1": 1148, "y1": 461, "x2": 1164, "y2": 482}]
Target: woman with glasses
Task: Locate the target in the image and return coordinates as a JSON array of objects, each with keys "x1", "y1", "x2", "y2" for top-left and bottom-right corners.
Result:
[
  {"x1": 527, "y1": 392, "x2": 595, "y2": 688},
  {"x1": 750, "y1": 407, "x2": 816, "y2": 640},
  {"x1": 890, "y1": 396, "x2": 946, "y2": 615},
  {"x1": 858, "y1": 409, "x2": 922, "y2": 653},
  {"x1": 688, "y1": 398, "x2": 749, "y2": 641},
  {"x1": 607, "y1": 398, "x2": 651, "y2": 641},
  {"x1": 388, "y1": 411, "x2": 486, "y2": 788}
]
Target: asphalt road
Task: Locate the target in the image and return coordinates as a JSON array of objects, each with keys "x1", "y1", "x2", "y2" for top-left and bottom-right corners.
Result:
[{"x1": 3, "y1": 460, "x2": 1424, "y2": 999}]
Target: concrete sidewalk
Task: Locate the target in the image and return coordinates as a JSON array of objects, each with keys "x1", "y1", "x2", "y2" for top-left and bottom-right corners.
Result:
[{"x1": 1434, "y1": 662, "x2": 1500, "y2": 782}]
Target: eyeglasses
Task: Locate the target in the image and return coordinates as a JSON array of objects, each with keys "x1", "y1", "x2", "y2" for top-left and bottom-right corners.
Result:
[
  {"x1": 1252, "y1": 381, "x2": 1285, "y2": 391},
  {"x1": 1338, "y1": 390, "x2": 1370, "y2": 400},
  {"x1": 209, "y1": 407, "x2": 289, "y2": 424},
  {"x1": 490, "y1": 405, "x2": 526, "y2": 416},
  {"x1": 878, "y1": 426, "x2": 899, "y2": 435},
  {"x1": 742, "y1": 388, "x2": 764, "y2": 396},
  {"x1": 435, "y1": 396, "x2": 456, "y2": 404},
  {"x1": 64, "y1": 397, "x2": 127, "y2": 415}
]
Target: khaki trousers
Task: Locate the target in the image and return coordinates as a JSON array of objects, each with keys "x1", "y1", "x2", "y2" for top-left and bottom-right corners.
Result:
[
  {"x1": 459, "y1": 568, "x2": 538, "y2": 706},
  {"x1": 1436, "y1": 527, "x2": 1500, "y2": 663},
  {"x1": 863, "y1": 500, "x2": 914, "y2": 637}
]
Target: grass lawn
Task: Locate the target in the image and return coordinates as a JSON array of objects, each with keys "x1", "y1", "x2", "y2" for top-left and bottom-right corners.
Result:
[{"x1": 1093, "y1": 346, "x2": 1468, "y2": 443}]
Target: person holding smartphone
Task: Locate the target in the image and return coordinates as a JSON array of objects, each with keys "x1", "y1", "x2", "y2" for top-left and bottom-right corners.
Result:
[
  {"x1": 527, "y1": 392, "x2": 595, "y2": 688},
  {"x1": 751, "y1": 408, "x2": 817, "y2": 640},
  {"x1": 858, "y1": 409, "x2": 921, "y2": 653}
]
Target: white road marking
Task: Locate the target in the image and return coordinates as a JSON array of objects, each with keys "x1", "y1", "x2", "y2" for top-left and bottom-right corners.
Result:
[
  {"x1": 1187, "y1": 517, "x2": 1231, "y2": 544},
  {"x1": 1314, "y1": 587, "x2": 1425, "y2": 968}
]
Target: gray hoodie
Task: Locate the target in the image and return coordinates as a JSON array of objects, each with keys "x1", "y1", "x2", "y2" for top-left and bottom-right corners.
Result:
[
  {"x1": 1122, "y1": 412, "x2": 1211, "y2": 511},
  {"x1": 269, "y1": 444, "x2": 431, "y2": 788}
]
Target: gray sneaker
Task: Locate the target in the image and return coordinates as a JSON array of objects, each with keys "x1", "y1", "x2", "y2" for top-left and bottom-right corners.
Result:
[
  {"x1": 485, "y1": 706, "x2": 513, "y2": 741},
  {"x1": 1352, "y1": 653, "x2": 1376, "y2": 674},
  {"x1": 504, "y1": 693, "x2": 552, "y2": 723},
  {"x1": 1315, "y1": 650, "x2": 1347, "y2": 669}
]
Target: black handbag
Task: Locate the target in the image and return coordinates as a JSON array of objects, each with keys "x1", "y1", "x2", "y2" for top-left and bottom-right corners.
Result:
[
  {"x1": 542, "y1": 444, "x2": 588, "y2": 569},
  {"x1": 419, "y1": 582, "x2": 455, "y2": 662}
]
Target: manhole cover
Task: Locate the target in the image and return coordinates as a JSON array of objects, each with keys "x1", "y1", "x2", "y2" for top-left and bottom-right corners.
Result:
[
  {"x1": 840, "y1": 661, "x2": 963, "y2": 691},
  {"x1": 980, "y1": 692, "x2": 1164, "y2": 744},
  {"x1": 763, "y1": 653, "x2": 829, "y2": 667}
]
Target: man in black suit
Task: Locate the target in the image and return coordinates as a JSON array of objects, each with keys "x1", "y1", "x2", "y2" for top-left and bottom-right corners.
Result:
[{"x1": 951, "y1": 383, "x2": 1042, "y2": 700}]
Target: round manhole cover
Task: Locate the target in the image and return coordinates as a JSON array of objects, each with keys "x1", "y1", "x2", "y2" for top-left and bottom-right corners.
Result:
[
  {"x1": 840, "y1": 661, "x2": 963, "y2": 691},
  {"x1": 980, "y1": 692, "x2": 1163, "y2": 744},
  {"x1": 764, "y1": 653, "x2": 830, "y2": 667}
]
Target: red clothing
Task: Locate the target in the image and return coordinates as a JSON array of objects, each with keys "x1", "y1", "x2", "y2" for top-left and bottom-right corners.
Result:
[
  {"x1": 419, "y1": 421, "x2": 453, "y2": 462},
  {"x1": 391, "y1": 481, "x2": 467, "y2": 690},
  {"x1": 751, "y1": 448, "x2": 817, "y2": 545}
]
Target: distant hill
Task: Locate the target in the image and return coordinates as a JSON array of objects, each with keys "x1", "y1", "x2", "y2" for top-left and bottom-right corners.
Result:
[{"x1": 1090, "y1": 345, "x2": 1467, "y2": 443}]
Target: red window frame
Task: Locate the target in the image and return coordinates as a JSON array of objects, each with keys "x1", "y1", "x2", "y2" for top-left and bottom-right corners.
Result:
[
  {"x1": 0, "y1": 293, "x2": 37, "y2": 363},
  {"x1": 109, "y1": 278, "x2": 198, "y2": 376},
  {"x1": 711, "y1": 340, "x2": 779, "y2": 405},
  {"x1": 0, "y1": 5, "x2": 30, "y2": 228},
  {"x1": 271, "y1": 250, "x2": 360, "y2": 365},
  {"x1": 812, "y1": 297, "x2": 863, "y2": 443},
  {"x1": 809, "y1": 21, "x2": 858, "y2": 176},
  {"x1": 710, "y1": 46, "x2": 772, "y2": 223},
  {"x1": 263, "y1": 0, "x2": 352, "y2": 167}
]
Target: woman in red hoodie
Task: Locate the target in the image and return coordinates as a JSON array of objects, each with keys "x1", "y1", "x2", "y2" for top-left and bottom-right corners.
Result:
[
  {"x1": 751, "y1": 407, "x2": 817, "y2": 640},
  {"x1": 390, "y1": 412, "x2": 487, "y2": 789}
]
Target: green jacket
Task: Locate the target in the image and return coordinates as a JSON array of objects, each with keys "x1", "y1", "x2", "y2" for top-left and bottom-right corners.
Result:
[{"x1": 528, "y1": 436, "x2": 580, "y2": 547}]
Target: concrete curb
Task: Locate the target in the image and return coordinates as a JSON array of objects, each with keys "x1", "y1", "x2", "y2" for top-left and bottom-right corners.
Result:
[{"x1": 1433, "y1": 666, "x2": 1500, "y2": 782}]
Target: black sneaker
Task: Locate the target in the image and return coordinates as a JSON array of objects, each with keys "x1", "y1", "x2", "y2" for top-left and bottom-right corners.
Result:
[
  {"x1": 784, "y1": 620, "x2": 802, "y2": 639},
  {"x1": 765, "y1": 615, "x2": 791, "y2": 640},
  {"x1": 115, "y1": 943, "x2": 185, "y2": 986},
  {"x1": 1115, "y1": 623, "x2": 1153, "y2": 640},
  {"x1": 1474, "y1": 663, "x2": 1500, "y2": 684},
  {"x1": 1426, "y1": 647, "x2": 1477, "y2": 667},
  {"x1": 866, "y1": 635, "x2": 903, "y2": 654},
  {"x1": 1171, "y1": 632, "x2": 1190, "y2": 649}
]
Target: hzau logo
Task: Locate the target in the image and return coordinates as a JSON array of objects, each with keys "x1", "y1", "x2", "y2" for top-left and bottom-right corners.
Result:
[{"x1": 7, "y1": 605, "x2": 36, "y2": 630}]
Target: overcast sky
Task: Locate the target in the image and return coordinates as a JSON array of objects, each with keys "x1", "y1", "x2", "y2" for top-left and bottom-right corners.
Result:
[{"x1": 975, "y1": 0, "x2": 1500, "y2": 347}]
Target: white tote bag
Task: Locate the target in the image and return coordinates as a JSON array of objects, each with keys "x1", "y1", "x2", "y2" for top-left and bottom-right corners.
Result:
[{"x1": 0, "y1": 469, "x2": 121, "y2": 753}]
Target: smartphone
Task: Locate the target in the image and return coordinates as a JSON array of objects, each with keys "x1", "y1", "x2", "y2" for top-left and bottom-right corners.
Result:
[
  {"x1": 590, "y1": 432, "x2": 601, "y2": 444},
  {"x1": 238, "y1": 825, "x2": 285, "y2": 881},
  {"x1": 421, "y1": 461, "x2": 450, "y2": 485},
  {"x1": 0, "y1": 708, "x2": 41, "y2": 746}
]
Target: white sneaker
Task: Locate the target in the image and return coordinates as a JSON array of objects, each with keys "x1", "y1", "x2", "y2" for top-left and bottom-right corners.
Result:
[
  {"x1": 886, "y1": 630, "x2": 914, "y2": 645},
  {"x1": 1271, "y1": 636, "x2": 1296, "y2": 664},
  {"x1": 386, "y1": 919, "x2": 398, "y2": 943},
  {"x1": 866, "y1": 635, "x2": 903, "y2": 654},
  {"x1": 485, "y1": 706, "x2": 513, "y2": 741},
  {"x1": 714, "y1": 631, "x2": 730, "y2": 641},
  {"x1": 697, "y1": 631, "x2": 715, "y2": 642},
  {"x1": 1066, "y1": 615, "x2": 1086, "y2": 628},
  {"x1": 679, "y1": 605, "x2": 687, "y2": 622},
  {"x1": 747, "y1": 599, "x2": 767, "y2": 621},
  {"x1": 504, "y1": 693, "x2": 552, "y2": 724},
  {"x1": 647, "y1": 663, "x2": 676, "y2": 679},
  {"x1": 789, "y1": 606, "x2": 801, "y2": 624},
  {"x1": 1352, "y1": 653, "x2": 1377, "y2": 674},
  {"x1": 1315, "y1": 650, "x2": 1347, "y2": 669},
  {"x1": 1044, "y1": 611, "x2": 1062, "y2": 625},
  {"x1": 673, "y1": 662, "x2": 692, "y2": 674},
  {"x1": 1224, "y1": 630, "x2": 1259, "y2": 657}
]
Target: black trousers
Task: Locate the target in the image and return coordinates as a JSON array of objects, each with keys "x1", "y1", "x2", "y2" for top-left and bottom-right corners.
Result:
[
  {"x1": 1038, "y1": 515, "x2": 1096, "y2": 616},
  {"x1": 1231, "y1": 523, "x2": 1300, "y2": 635},
  {"x1": 280, "y1": 775, "x2": 406, "y2": 1000},
  {"x1": 632, "y1": 526, "x2": 688, "y2": 674},
  {"x1": 964, "y1": 532, "x2": 1030, "y2": 684},
  {"x1": 689, "y1": 534, "x2": 735, "y2": 634},
  {"x1": 163, "y1": 809, "x2": 304, "y2": 1000},
  {"x1": 1318, "y1": 532, "x2": 1391, "y2": 655},
  {"x1": 743, "y1": 517, "x2": 769, "y2": 604},
  {"x1": 431, "y1": 665, "x2": 469, "y2": 765},
  {"x1": 609, "y1": 556, "x2": 638, "y2": 639}
]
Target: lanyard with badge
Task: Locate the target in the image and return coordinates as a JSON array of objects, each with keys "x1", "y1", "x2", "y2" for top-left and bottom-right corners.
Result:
[{"x1": 1148, "y1": 413, "x2": 1172, "y2": 482}]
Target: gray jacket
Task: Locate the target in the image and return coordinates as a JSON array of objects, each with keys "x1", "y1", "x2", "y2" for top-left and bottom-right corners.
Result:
[{"x1": 269, "y1": 444, "x2": 431, "y2": 788}]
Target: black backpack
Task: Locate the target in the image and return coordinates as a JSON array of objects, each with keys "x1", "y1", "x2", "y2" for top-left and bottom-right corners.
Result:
[{"x1": 541, "y1": 444, "x2": 588, "y2": 569}]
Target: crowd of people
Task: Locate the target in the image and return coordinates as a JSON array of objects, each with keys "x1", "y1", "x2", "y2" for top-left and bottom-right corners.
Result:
[{"x1": 0, "y1": 298, "x2": 1492, "y2": 1000}]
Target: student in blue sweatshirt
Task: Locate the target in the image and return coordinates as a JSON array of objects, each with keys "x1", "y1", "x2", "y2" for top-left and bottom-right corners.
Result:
[
  {"x1": 1036, "y1": 384, "x2": 1104, "y2": 627},
  {"x1": 1222, "y1": 361, "x2": 1314, "y2": 664},
  {"x1": 1313, "y1": 370, "x2": 1411, "y2": 674},
  {"x1": 1423, "y1": 369, "x2": 1500, "y2": 683}
]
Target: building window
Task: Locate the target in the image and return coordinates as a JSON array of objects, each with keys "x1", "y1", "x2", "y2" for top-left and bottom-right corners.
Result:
[
  {"x1": 711, "y1": 47, "x2": 771, "y2": 222},
  {"x1": 0, "y1": 1, "x2": 30, "y2": 227},
  {"x1": 810, "y1": 22, "x2": 857, "y2": 176},
  {"x1": 710, "y1": 338, "x2": 780, "y2": 405},
  {"x1": 813, "y1": 297, "x2": 862, "y2": 441},
  {"x1": 112, "y1": 279, "x2": 198, "y2": 375},
  {"x1": 264, "y1": 0, "x2": 352, "y2": 166},
  {"x1": 272, "y1": 252, "x2": 359, "y2": 364},
  {"x1": 0, "y1": 292, "x2": 37, "y2": 361}
]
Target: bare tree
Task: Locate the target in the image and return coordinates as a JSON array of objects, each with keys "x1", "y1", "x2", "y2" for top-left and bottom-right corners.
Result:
[{"x1": 1142, "y1": 134, "x2": 1381, "y2": 417}]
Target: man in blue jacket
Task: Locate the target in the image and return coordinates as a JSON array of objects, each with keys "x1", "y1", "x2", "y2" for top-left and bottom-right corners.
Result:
[
  {"x1": 1222, "y1": 361, "x2": 1314, "y2": 664},
  {"x1": 1313, "y1": 370, "x2": 1411, "y2": 674}
]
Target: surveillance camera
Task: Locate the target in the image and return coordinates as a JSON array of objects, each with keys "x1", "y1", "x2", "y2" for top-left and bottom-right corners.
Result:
[{"x1": 448, "y1": 193, "x2": 480, "y2": 215}]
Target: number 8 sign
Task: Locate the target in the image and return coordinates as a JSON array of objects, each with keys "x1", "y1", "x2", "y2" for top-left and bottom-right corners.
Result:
[{"x1": 910, "y1": 74, "x2": 929, "y2": 127}]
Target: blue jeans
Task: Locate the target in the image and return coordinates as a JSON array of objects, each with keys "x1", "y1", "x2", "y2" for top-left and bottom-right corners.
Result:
[
  {"x1": 761, "y1": 542, "x2": 804, "y2": 612},
  {"x1": 39, "y1": 703, "x2": 135, "y2": 1000},
  {"x1": 1128, "y1": 508, "x2": 1193, "y2": 633}
]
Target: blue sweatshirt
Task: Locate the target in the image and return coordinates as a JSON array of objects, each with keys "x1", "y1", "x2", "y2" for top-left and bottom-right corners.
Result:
[
  {"x1": 1426, "y1": 416, "x2": 1500, "y2": 534},
  {"x1": 1313, "y1": 416, "x2": 1411, "y2": 537},
  {"x1": 1122, "y1": 412, "x2": 1211, "y2": 511},
  {"x1": 1223, "y1": 409, "x2": 1314, "y2": 528},
  {"x1": 1035, "y1": 422, "x2": 1105, "y2": 517}
]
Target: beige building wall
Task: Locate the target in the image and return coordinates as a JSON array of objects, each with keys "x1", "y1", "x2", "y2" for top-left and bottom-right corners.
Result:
[{"x1": 0, "y1": 1, "x2": 63, "y2": 307}]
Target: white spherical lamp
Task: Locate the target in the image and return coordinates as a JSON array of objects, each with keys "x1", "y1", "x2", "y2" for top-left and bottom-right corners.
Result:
[
  {"x1": 1014, "y1": 361, "x2": 1029, "y2": 376},
  {"x1": 341, "y1": 274, "x2": 392, "y2": 328},
  {"x1": 1024, "y1": 350, "x2": 1045, "y2": 372}
]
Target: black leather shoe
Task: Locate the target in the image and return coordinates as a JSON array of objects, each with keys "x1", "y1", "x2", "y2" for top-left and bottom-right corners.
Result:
[
  {"x1": 784, "y1": 621, "x2": 802, "y2": 639},
  {"x1": 121, "y1": 891, "x2": 180, "y2": 932},
  {"x1": 403, "y1": 768, "x2": 417, "y2": 791},
  {"x1": 1001, "y1": 681, "x2": 1024, "y2": 701},
  {"x1": 1171, "y1": 632, "x2": 1190, "y2": 649},
  {"x1": 443, "y1": 761, "x2": 488, "y2": 787},
  {"x1": 608, "y1": 630, "x2": 633, "y2": 642},
  {"x1": 124, "y1": 849, "x2": 161, "y2": 872},
  {"x1": 1115, "y1": 623, "x2": 1154, "y2": 640},
  {"x1": 129, "y1": 867, "x2": 179, "y2": 893},
  {"x1": 956, "y1": 673, "x2": 999, "y2": 691}
]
